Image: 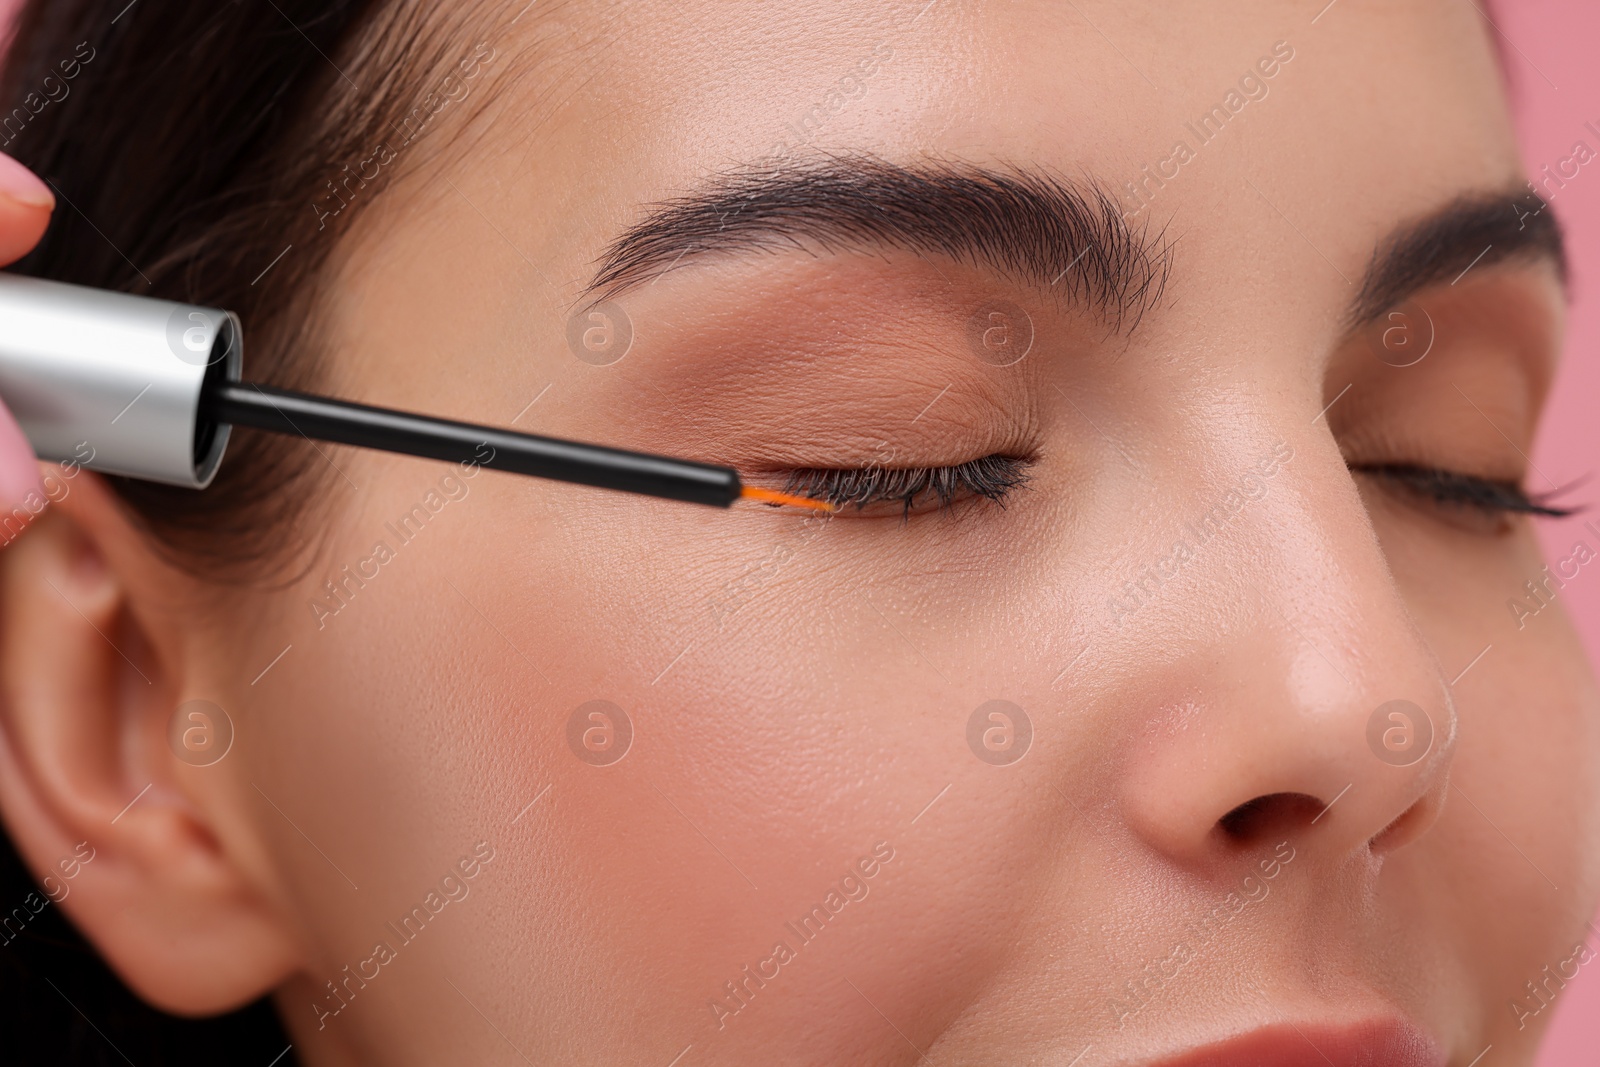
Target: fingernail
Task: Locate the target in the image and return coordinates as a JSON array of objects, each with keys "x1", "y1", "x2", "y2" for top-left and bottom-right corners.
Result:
[{"x1": 0, "y1": 153, "x2": 54, "y2": 209}]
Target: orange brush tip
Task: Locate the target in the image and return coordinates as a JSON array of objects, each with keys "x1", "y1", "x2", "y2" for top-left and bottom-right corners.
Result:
[{"x1": 739, "y1": 485, "x2": 837, "y2": 512}]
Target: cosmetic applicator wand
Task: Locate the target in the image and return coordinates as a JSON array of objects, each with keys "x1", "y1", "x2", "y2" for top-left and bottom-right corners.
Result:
[
  {"x1": 205, "y1": 380, "x2": 836, "y2": 510},
  {"x1": 0, "y1": 273, "x2": 832, "y2": 512}
]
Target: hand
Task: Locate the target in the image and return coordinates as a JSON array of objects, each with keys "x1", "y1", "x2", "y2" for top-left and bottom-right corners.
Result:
[{"x1": 0, "y1": 152, "x2": 57, "y2": 539}]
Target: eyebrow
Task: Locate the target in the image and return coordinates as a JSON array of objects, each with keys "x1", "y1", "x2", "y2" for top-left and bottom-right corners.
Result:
[
  {"x1": 581, "y1": 156, "x2": 1172, "y2": 330},
  {"x1": 1347, "y1": 188, "x2": 1566, "y2": 328}
]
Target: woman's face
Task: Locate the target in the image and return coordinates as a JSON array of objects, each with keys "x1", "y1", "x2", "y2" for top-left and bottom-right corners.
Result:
[{"x1": 79, "y1": 0, "x2": 1600, "y2": 1063}]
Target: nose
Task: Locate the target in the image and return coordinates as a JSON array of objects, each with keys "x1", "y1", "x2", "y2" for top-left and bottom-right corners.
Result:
[{"x1": 1113, "y1": 436, "x2": 1456, "y2": 869}]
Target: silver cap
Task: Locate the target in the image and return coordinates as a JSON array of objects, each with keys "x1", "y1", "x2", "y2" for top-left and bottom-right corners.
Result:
[{"x1": 0, "y1": 273, "x2": 241, "y2": 488}]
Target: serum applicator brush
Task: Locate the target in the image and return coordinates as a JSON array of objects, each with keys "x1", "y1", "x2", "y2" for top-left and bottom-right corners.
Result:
[{"x1": 0, "y1": 273, "x2": 833, "y2": 512}]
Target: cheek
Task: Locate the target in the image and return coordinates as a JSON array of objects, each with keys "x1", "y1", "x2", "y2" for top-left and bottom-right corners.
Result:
[
  {"x1": 1416, "y1": 547, "x2": 1600, "y2": 1010},
  {"x1": 309, "y1": 462, "x2": 1042, "y2": 1044}
]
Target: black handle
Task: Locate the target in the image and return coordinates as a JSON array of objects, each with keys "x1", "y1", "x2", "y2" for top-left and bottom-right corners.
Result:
[{"x1": 205, "y1": 381, "x2": 742, "y2": 508}]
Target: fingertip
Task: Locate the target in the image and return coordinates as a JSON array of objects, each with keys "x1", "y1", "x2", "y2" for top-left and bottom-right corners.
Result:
[
  {"x1": 0, "y1": 397, "x2": 43, "y2": 522},
  {"x1": 0, "y1": 193, "x2": 51, "y2": 266},
  {"x1": 0, "y1": 153, "x2": 53, "y2": 266},
  {"x1": 0, "y1": 152, "x2": 53, "y2": 209}
]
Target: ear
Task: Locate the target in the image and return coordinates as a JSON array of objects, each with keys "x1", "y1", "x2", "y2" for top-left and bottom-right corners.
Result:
[{"x1": 0, "y1": 464, "x2": 303, "y2": 1014}]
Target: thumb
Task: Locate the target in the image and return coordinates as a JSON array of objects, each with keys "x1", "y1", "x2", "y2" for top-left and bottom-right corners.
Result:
[
  {"x1": 0, "y1": 397, "x2": 42, "y2": 538},
  {"x1": 0, "y1": 153, "x2": 55, "y2": 526}
]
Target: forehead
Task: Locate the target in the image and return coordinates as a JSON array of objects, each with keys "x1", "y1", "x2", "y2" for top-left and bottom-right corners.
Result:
[
  {"x1": 467, "y1": 1, "x2": 1518, "y2": 302},
  {"x1": 519, "y1": 3, "x2": 1512, "y2": 178}
]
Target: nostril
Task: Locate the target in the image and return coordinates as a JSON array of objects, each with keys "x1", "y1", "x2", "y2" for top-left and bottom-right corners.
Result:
[
  {"x1": 1216, "y1": 792, "x2": 1325, "y2": 845},
  {"x1": 1367, "y1": 792, "x2": 1440, "y2": 855}
]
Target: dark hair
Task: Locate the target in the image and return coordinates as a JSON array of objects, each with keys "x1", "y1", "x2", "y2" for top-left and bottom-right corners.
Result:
[
  {"x1": 0, "y1": 828, "x2": 293, "y2": 1064},
  {"x1": 0, "y1": 0, "x2": 518, "y2": 1059},
  {"x1": 1, "y1": 0, "x2": 511, "y2": 578}
]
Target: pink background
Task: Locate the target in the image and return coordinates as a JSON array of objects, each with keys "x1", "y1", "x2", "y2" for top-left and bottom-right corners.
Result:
[
  {"x1": 1501, "y1": 2, "x2": 1600, "y2": 1063},
  {"x1": 0, "y1": 0, "x2": 1593, "y2": 1060}
]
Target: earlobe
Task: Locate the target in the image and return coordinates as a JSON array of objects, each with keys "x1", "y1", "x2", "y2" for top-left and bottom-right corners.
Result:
[{"x1": 0, "y1": 468, "x2": 303, "y2": 1015}]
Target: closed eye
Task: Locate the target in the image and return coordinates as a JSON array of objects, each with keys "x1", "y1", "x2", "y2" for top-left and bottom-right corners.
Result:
[
  {"x1": 1349, "y1": 462, "x2": 1583, "y2": 521},
  {"x1": 776, "y1": 457, "x2": 1581, "y2": 523},
  {"x1": 781, "y1": 454, "x2": 1034, "y2": 518}
]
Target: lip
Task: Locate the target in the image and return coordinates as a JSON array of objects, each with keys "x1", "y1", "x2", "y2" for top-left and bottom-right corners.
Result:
[{"x1": 1137, "y1": 1019, "x2": 1445, "y2": 1067}]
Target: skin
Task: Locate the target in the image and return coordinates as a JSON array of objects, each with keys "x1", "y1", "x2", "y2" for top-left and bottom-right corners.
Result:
[{"x1": 0, "y1": 1, "x2": 1597, "y2": 1064}]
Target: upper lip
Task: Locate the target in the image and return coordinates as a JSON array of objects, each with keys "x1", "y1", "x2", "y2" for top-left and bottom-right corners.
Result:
[{"x1": 1134, "y1": 1018, "x2": 1445, "y2": 1067}]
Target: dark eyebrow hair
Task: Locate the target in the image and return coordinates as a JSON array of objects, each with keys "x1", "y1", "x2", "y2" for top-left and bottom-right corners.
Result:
[
  {"x1": 581, "y1": 155, "x2": 1172, "y2": 331},
  {"x1": 1347, "y1": 188, "x2": 1566, "y2": 328}
]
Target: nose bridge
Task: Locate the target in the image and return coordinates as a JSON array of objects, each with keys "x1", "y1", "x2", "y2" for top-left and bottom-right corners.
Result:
[{"x1": 1113, "y1": 431, "x2": 1456, "y2": 868}]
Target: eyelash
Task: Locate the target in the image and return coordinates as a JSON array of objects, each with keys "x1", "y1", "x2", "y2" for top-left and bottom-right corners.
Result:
[
  {"x1": 782, "y1": 454, "x2": 1033, "y2": 517},
  {"x1": 779, "y1": 457, "x2": 1581, "y2": 522},
  {"x1": 1349, "y1": 462, "x2": 1579, "y2": 519}
]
